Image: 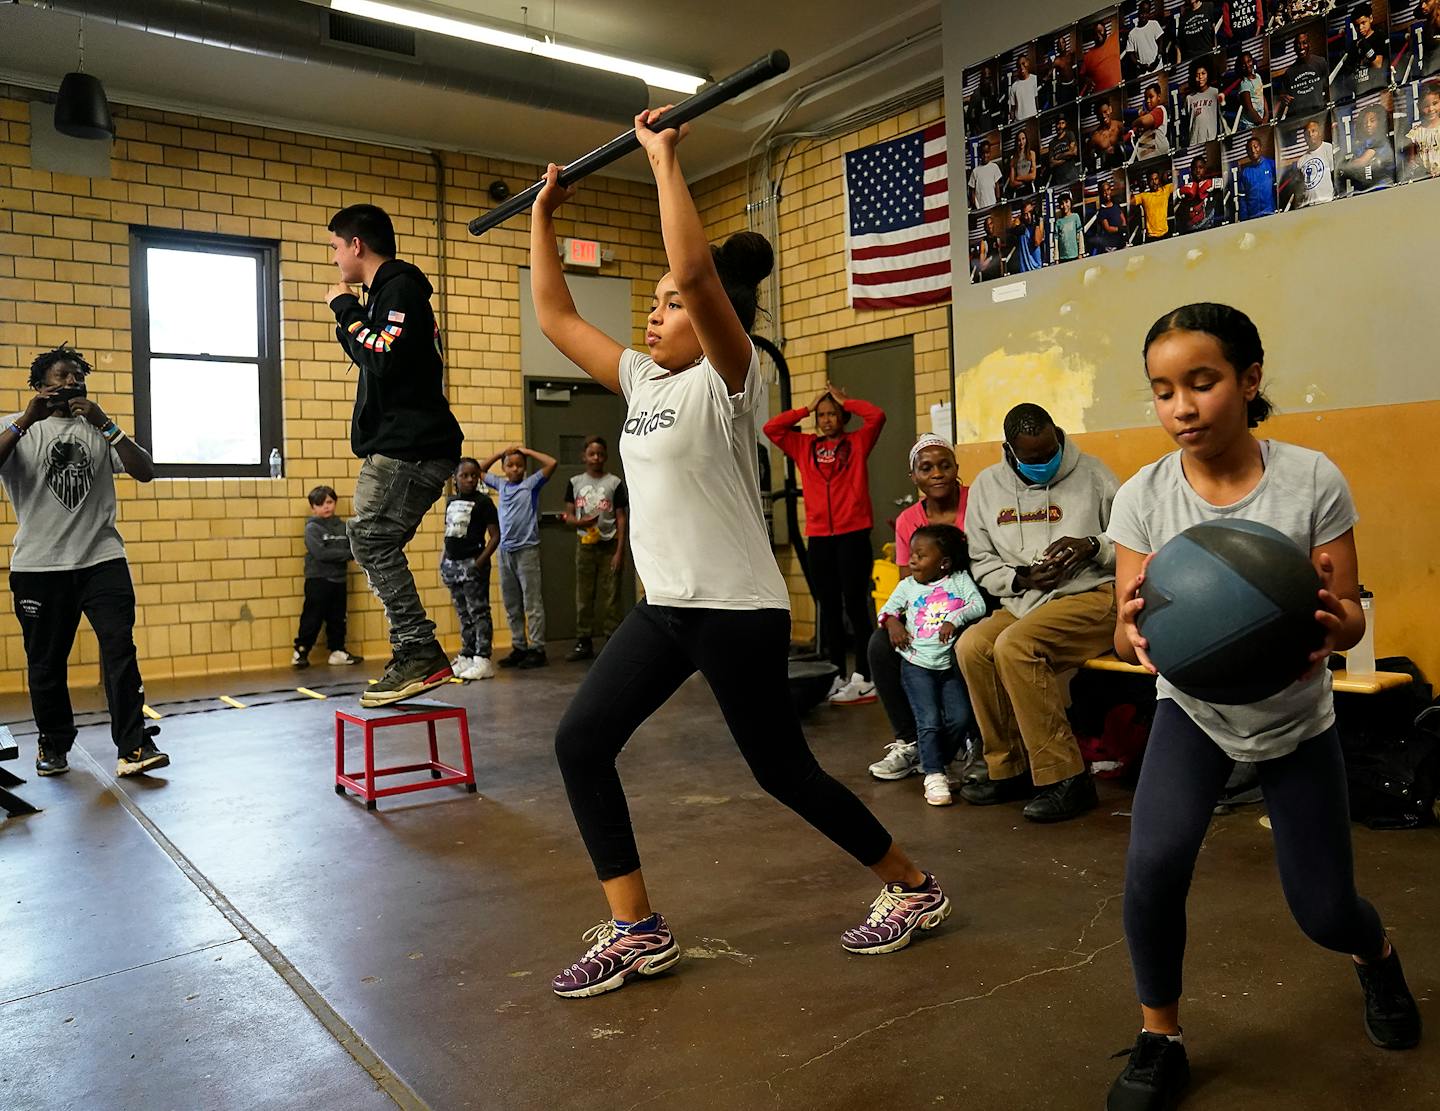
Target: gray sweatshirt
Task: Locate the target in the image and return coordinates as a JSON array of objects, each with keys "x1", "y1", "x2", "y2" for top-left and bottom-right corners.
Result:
[
  {"x1": 304, "y1": 516, "x2": 352, "y2": 584},
  {"x1": 963, "y1": 435, "x2": 1118, "y2": 618}
]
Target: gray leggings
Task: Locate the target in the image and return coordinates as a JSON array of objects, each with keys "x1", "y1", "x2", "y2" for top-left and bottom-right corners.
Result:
[{"x1": 1124, "y1": 699, "x2": 1386, "y2": 1007}]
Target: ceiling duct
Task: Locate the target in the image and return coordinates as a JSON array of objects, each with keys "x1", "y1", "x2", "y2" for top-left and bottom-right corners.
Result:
[{"x1": 23, "y1": 0, "x2": 649, "y2": 123}]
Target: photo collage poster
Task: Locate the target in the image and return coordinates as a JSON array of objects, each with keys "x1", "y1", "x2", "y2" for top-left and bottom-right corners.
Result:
[{"x1": 963, "y1": 0, "x2": 1440, "y2": 283}]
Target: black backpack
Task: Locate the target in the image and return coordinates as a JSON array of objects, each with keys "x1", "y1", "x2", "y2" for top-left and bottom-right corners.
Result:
[{"x1": 1337, "y1": 657, "x2": 1440, "y2": 830}]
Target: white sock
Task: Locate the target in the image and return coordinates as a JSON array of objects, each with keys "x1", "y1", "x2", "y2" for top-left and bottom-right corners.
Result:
[{"x1": 1142, "y1": 1028, "x2": 1183, "y2": 1044}]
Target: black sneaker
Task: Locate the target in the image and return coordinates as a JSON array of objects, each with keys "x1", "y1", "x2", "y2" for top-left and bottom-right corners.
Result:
[
  {"x1": 959, "y1": 773, "x2": 1034, "y2": 806},
  {"x1": 517, "y1": 649, "x2": 548, "y2": 670},
  {"x1": 117, "y1": 732, "x2": 170, "y2": 778},
  {"x1": 1355, "y1": 946, "x2": 1422, "y2": 1050},
  {"x1": 498, "y1": 648, "x2": 530, "y2": 669},
  {"x1": 1107, "y1": 1031, "x2": 1190, "y2": 1111},
  {"x1": 1023, "y1": 770, "x2": 1100, "y2": 823},
  {"x1": 36, "y1": 743, "x2": 70, "y2": 777},
  {"x1": 291, "y1": 648, "x2": 310, "y2": 669},
  {"x1": 359, "y1": 642, "x2": 453, "y2": 707},
  {"x1": 566, "y1": 639, "x2": 594, "y2": 662}
]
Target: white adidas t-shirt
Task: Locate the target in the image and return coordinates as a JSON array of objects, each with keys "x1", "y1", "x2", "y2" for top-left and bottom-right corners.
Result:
[{"x1": 617, "y1": 343, "x2": 790, "y2": 611}]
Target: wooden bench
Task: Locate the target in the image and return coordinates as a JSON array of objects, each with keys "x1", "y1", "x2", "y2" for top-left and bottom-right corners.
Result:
[{"x1": 1080, "y1": 656, "x2": 1413, "y2": 695}]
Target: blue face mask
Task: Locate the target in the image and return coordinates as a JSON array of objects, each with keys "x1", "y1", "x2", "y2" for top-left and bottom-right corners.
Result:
[{"x1": 1012, "y1": 445, "x2": 1062, "y2": 485}]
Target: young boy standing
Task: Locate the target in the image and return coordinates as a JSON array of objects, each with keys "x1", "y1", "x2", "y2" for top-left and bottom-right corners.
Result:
[
  {"x1": 324, "y1": 203, "x2": 463, "y2": 706},
  {"x1": 442, "y1": 458, "x2": 501, "y2": 680},
  {"x1": 561, "y1": 436, "x2": 628, "y2": 662},
  {"x1": 479, "y1": 444, "x2": 558, "y2": 668},
  {"x1": 292, "y1": 485, "x2": 362, "y2": 669}
]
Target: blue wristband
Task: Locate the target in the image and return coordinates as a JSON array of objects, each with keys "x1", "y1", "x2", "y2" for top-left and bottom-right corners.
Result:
[{"x1": 6, "y1": 421, "x2": 25, "y2": 438}]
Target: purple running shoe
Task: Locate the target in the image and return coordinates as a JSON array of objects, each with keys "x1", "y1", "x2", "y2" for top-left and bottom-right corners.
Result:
[
  {"x1": 841, "y1": 874, "x2": 950, "y2": 954},
  {"x1": 552, "y1": 914, "x2": 682, "y2": 998}
]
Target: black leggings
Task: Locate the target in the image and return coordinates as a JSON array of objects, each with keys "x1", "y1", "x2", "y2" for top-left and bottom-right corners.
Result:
[
  {"x1": 807, "y1": 529, "x2": 876, "y2": 680},
  {"x1": 1124, "y1": 700, "x2": 1386, "y2": 1007},
  {"x1": 868, "y1": 625, "x2": 915, "y2": 743},
  {"x1": 554, "y1": 601, "x2": 894, "y2": 881}
]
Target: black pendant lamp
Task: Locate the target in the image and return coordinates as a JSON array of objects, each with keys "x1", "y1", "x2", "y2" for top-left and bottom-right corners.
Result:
[{"x1": 54, "y1": 21, "x2": 114, "y2": 141}]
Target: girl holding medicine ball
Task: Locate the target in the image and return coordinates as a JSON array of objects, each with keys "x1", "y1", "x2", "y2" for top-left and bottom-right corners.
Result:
[
  {"x1": 531, "y1": 109, "x2": 948, "y2": 1000},
  {"x1": 1104, "y1": 303, "x2": 1421, "y2": 1110}
]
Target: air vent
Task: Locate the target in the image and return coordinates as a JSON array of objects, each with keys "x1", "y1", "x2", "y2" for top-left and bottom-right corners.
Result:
[{"x1": 326, "y1": 11, "x2": 417, "y2": 57}]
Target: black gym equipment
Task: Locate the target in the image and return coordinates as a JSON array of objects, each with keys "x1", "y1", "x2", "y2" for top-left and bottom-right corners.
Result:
[{"x1": 468, "y1": 51, "x2": 791, "y2": 237}]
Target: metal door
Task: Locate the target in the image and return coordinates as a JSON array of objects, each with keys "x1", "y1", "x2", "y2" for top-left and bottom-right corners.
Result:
[
  {"x1": 824, "y1": 335, "x2": 917, "y2": 553},
  {"x1": 524, "y1": 379, "x2": 636, "y2": 644}
]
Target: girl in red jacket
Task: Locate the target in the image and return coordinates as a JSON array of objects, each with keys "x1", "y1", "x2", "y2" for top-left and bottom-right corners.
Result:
[{"x1": 764, "y1": 383, "x2": 886, "y2": 703}]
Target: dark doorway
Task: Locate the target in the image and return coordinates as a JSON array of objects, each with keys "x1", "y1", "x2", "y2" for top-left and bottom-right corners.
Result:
[
  {"x1": 524, "y1": 379, "x2": 636, "y2": 645},
  {"x1": 825, "y1": 335, "x2": 917, "y2": 553}
]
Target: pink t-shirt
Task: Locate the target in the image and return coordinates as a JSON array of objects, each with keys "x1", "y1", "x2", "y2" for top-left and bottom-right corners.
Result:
[{"x1": 894, "y1": 485, "x2": 970, "y2": 565}]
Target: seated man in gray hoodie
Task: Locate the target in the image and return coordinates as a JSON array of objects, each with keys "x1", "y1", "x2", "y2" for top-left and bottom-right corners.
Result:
[{"x1": 957, "y1": 403, "x2": 1118, "y2": 822}]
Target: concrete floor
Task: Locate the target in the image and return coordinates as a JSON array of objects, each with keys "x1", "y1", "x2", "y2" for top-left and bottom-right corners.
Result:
[{"x1": 1, "y1": 660, "x2": 1437, "y2": 1110}]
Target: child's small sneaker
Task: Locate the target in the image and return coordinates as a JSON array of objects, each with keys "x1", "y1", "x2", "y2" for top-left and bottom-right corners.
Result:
[
  {"x1": 825, "y1": 674, "x2": 849, "y2": 701},
  {"x1": 451, "y1": 655, "x2": 473, "y2": 677},
  {"x1": 291, "y1": 649, "x2": 310, "y2": 669},
  {"x1": 517, "y1": 649, "x2": 548, "y2": 670},
  {"x1": 841, "y1": 873, "x2": 950, "y2": 954},
  {"x1": 923, "y1": 772, "x2": 953, "y2": 806},
  {"x1": 868, "y1": 740, "x2": 920, "y2": 780},
  {"x1": 551, "y1": 914, "x2": 682, "y2": 998},
  {"x1": 462, "y1": 656, "x2": 495, "y2": 681},
  {"x1": 829, "y1": 672, "x2": 877, "y2": 705},
  {"x1": 328, "y1": 650, "x2": 363, "y2": 666},
  {"x1": 359, "y1": 643, "x2": 453, "y2": 707}
]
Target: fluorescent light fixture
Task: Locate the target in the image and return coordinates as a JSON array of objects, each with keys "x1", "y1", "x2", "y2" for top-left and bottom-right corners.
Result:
[{"x1": 331, "y1": 0, "x2": 708, "y2": 94}]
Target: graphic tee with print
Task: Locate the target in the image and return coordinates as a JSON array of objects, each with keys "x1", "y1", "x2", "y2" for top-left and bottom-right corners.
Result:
[
  {"x1": 879, "y1": 571, "x2": 986, "y2": 670},
  {"x1": 567, "y1": 472, "x2": 628, "y2": 544},
  {"x1": 617, "y1": 344, "x2": 789, "y2": 610},
  {"x1": 0, "y1": 413, "x2": 125, "y2": 572}
]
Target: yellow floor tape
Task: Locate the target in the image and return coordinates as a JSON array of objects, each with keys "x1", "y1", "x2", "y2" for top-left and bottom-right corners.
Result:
[
  {"x1": 219, "y1": 695, "x2": 246, "y2": 709},
  {"x1": 296, "y1": 687, "x2": 327, "y2": 700},
  {"x1": 142, "y1": 704, "x2": 162, "y2": 720}
]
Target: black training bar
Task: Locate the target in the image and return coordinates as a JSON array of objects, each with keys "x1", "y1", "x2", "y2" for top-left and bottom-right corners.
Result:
[{"x1": 468, "y1": 50, "x2": 790, "y2": 236}]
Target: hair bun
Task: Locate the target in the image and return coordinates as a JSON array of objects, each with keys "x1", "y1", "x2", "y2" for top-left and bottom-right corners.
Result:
[{"x1": 717, "y1": 232, "x2": 774, "y2": 286}]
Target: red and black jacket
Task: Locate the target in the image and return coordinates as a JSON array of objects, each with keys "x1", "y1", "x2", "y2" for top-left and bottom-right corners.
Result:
[{"x1": 763, "y1": 398, "x2": 886, "y2": 537}]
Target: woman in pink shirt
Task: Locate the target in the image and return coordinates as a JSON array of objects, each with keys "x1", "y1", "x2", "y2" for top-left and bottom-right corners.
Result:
[{"x1": 866, "y1": 434, "x2": 973, "y2": 781}]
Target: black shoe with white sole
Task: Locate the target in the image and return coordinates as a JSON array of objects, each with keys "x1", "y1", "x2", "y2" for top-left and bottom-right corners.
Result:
[
  {"x1": 117, "y1": 729, "x2": 170, "y2": 777},
  {"x1": 359, "y1": 642, "x2": 453, "y2": 707}
]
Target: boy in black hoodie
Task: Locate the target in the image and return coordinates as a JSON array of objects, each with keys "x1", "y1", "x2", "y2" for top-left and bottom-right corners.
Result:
[{"x1": 325, "y1": 204, "x2": 463, "y2": 706}]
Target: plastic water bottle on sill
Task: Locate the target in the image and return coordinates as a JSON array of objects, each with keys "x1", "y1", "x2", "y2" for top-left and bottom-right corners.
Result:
[
  {"x1": 269, "y1": 448, "x2": 282, "y2": 479},
  {"x1": 1348, "y1": 585, "x2": 1376, "y2": 674}
]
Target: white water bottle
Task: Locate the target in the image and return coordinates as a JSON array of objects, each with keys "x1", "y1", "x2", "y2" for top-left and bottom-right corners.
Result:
[
  {"x1": 268, "y1": 447, "x2": 282, "y2": 479},
  {"x1": 1348, "y1": 585, "x2": 1376, "y2": 674}
]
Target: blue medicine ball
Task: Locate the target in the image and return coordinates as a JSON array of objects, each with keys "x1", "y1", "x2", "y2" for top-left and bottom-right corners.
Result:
[{"x1": 1137, "y1": 520, "x2": 1323, "y2": 705}]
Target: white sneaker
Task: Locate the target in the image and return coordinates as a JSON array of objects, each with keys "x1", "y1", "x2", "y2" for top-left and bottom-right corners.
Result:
[
  {"x1": 328, "y1": 650, "x2": 363, "y2": 665},
  {"x1": 462, "y1": 656, "x2": 495, "y2": 681},
  {"x1": 829, "y1": 672, "x2": 878, "y2": 705},
  {"x1": 868, "y1": 740, "x2": 920, "y2": 780},
  {"x1": 825, "y1": 674, "x2": 850, "y2": 700},
  {"x1": 452, "y1": 655, "x2": 472, "y2": 675},
  {"x1": 923, "y1": 772, "x2": 953, "y2": 807}
]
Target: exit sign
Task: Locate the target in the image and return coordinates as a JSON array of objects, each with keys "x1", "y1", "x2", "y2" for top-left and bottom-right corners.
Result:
[{"x1": 563, "y1": 238, "x2": 602, "y2": 267}]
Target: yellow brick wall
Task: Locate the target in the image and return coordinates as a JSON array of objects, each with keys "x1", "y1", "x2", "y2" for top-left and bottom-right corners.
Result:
[
  {"x1": 0, "y1": 88, "x2": 666, "y2": 693},
  {"x1": 692, "y1": 98, "x2": 950, "y2": 637},
  {"x1": 0, "y1": 87, "x2": 946, "y2": 692}
]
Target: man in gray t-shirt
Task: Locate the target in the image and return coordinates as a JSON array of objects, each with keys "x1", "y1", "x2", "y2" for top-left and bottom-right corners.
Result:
[
  {"x1": 1106, "y1": 439, "x2": 1357, "y2": 760},
  {"x1": 0, "y1": 346, "x2": 169, "y2": 778}
]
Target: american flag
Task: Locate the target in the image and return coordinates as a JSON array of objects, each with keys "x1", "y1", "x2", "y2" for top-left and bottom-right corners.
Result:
[{"x1": 843, "y1": 121, "x2": 951, "y2": 310}]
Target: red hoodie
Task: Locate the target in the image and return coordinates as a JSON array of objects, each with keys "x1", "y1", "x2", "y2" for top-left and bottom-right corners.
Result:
[{"x1": 763, "y1": 398, "x2": 886, "y2": 537}]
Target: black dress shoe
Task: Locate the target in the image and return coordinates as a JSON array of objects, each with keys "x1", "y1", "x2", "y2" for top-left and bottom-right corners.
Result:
[
  {"x1": 959, "y1": 773, "x2": 1034, "y2": 806},
  {"x1": 1023, "y1": 771, "x2": 1099, "y2": 823}
]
